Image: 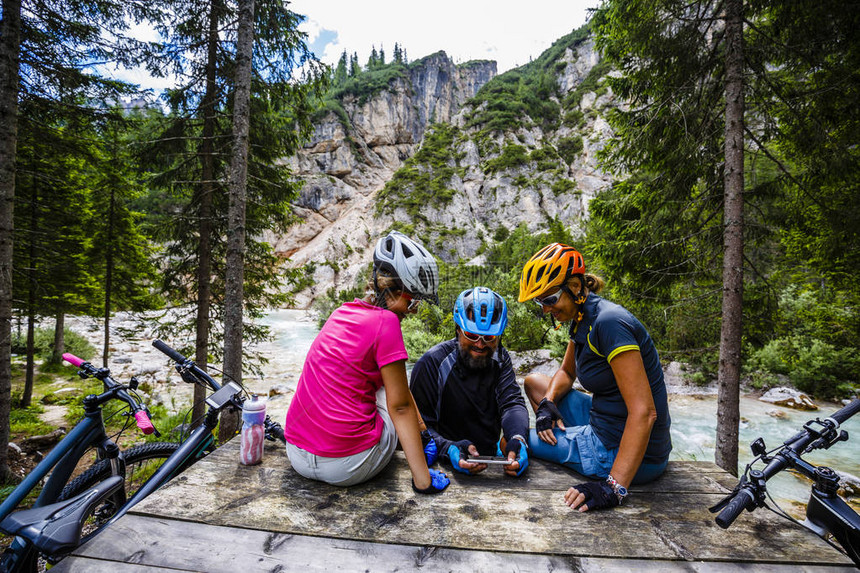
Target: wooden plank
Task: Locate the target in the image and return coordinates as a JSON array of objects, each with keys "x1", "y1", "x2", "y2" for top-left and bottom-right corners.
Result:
[
  {"x1": 190, "y1": 438, "x2": 738, "y2": 494},
  {"x1": 129, "y1": 441, "x2": 850, "y2": 565},
  {"x1": 51, "y1": 556, "x2": 195, "y2": 572},
  {"x1": 62, "y1": 514, "x2": 857, "y2": 573}
]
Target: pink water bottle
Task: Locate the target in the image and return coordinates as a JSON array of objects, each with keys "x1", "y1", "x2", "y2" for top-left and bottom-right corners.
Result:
[{"x1": 239, "y1": 394, "x2": 266, "y2": 465}]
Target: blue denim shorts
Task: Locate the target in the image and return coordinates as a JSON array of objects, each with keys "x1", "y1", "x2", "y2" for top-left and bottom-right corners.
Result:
[{"x1": 527, "y1": 389, "x2": 667, "y2": 484}]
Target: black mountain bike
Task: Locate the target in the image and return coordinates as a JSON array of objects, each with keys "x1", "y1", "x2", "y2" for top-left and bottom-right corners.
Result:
[
  {"x1": 0, "y1": 354, "x2": 177, "y2": 572},
  {"x1": 1, "y1": 341, "x2": 285, "y2": 572},
  {"x1": 710, "y1": 398, "x2": 860, "y2": 567}
]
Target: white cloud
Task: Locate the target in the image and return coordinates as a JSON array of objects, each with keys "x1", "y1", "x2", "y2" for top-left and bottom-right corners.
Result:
[{"x1": 290, "y1": 0, "x2": 595, "y2": 73}]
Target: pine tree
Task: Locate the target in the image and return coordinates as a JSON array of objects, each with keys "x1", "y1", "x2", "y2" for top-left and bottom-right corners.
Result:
[
  {"x1": 367, "y1": 46, "x2": 379, "y2": 70},
  {"x1": 333, "y1": 50, "x2": 348, "y2": 86},
  {"x1": 89, "y1": 110, "x2": 160, "y2": 367},
  {"x1": 0, "y1": 0, "x2": 158, "y2": 479},
  {"x1": 349, "y1": 52, "x2": 360, "y2": 76},
  {"x1": 590, "y1": 0, "x2": 860, "y2": 472},
  {"x1": 139, "y1": 0, "x2": 326, "y2": 429},
  {"x1": 0, "y1": 0, "x2": 22, "y2": 481}
]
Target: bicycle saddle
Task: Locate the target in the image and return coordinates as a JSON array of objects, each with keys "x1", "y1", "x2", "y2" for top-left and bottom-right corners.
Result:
[{"x1": 0, "y1": 475, "x2": 123, "y2": 555}]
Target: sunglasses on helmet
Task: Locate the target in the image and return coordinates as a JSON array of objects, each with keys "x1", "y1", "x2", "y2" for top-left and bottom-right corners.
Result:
[
  {"x1": 534, "y1": 289, "x2": 563, "y2": 308},
  {"x1": 460, "y1": 330, "x2": 498, "y2": 343}
]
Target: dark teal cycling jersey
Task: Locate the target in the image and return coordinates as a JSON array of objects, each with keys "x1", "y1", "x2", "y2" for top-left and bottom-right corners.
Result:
[{"x1": 569, "y1": 293, "x2": 672, "y2": 464}]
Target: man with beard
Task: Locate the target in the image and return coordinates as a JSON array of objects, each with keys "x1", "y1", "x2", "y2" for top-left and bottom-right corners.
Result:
[{"x1": 410, "y1": 287, "x2": 529, "y2": 477}]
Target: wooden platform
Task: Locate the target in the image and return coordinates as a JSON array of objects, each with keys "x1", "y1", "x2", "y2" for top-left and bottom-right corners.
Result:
[{"x1": 52, "y1": 438, "x2": 855, "y2": 572}]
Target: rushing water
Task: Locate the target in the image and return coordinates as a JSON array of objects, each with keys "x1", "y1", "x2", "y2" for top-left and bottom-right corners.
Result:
[{"x1": 259, "y1": 309, "x2": 859, "y2": 509}]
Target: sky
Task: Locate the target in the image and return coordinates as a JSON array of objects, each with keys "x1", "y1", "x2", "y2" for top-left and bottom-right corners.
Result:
[
  {"x1": 106, "y1": 1, "x2": 597, "y2": 95},
  {"x1": 289, "y1": 0, "x2": 597, "y2": 75}
]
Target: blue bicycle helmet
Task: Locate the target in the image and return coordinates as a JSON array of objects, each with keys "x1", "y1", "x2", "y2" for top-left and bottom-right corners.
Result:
[{"x1": 453, "y1": 287, "x2": 508, "y2": 336}]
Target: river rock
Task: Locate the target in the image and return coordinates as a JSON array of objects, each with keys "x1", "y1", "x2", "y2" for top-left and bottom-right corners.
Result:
[
  {"x1": 509, "y1": 349, "x2": 559, "y2": 377},
  {"x1": 759, "y1": 387, "x2": 818, "y2": 411},
  {"x1": 836, "y1": 470, "x2": 860, "y2": 498},
  {"x1": 268, "y1": 384, "x2": 293, "y2": 397},
  {"x1": 766, "y1": 408, "x2": 788, "y2": 419}
]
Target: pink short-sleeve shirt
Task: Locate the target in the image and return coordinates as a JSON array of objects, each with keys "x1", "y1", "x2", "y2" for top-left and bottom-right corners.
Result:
[{"x1": 284, "y1": 299, "x2": 408, "y2": 457}]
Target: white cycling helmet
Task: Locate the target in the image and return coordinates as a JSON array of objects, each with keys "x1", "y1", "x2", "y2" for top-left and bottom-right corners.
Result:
[{"x1": 373, "y1": 231, "x2": 439, "y2": 304}]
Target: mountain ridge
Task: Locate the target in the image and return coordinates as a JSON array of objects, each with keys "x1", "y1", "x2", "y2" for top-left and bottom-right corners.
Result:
[{"x1": 273, "y1": 26, "x2": 616, "y2": 308}]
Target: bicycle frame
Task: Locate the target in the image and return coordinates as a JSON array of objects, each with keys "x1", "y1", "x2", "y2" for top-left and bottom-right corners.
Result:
[
  {"x1": 103, "y1": 406, "x2": 219, "y2": 526},
  {"x1": 0, "y1": 399, "x2": 126, "y2": 571}
]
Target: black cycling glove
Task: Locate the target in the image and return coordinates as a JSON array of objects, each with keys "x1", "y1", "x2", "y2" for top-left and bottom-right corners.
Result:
[
  {"x1": 570, "y1": 481, "x2": 619, "y2": 510},
  {"x1": 535, "y1": 398, "x2": 564, "y2": 433}
]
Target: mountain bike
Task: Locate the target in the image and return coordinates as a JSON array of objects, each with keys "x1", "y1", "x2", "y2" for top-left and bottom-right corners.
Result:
[
  {"x1": 710, "y1": 398, "x2": 860, "y2": 567},
  {"x1": 1, "y1": 341, "x2": 285, "y2": 572},
  {"x1": 0, "y1": 353, "x2": 174, "y2": 572},
  {"x1": 56, "y1": 338, "x2": 286, "y2": 521}
]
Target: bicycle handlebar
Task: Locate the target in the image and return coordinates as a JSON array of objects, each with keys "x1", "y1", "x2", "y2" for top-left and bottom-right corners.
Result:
[
  {"x1": 152, "y1": 339, "x2": 188, "y2": 364},
  {"x1": 61, "y1": 353, "x2": 155, "y2": 435},
  {"x1": 151, "y1": 339, "x2": 286, "y2": 444},
  {"x1": 62, "y1": 353, "x2": 84, "y2": 367},
  {"x1": 712, "y1": 398, "x2": 860, "y2": 528},
  {"x1": 715, "y1": 485, "x2": 755, "y2": 529},
  {"x1": 830, "y1": 398, "x2": 860, "y2": 425},
  {"x1": 152, "y1": 339, "x2": 222, "y2": 393}
]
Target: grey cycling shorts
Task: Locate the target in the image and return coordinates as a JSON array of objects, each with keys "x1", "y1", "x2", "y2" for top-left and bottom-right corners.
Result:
[{"x1": 285, "y1": 388, "x2": 397, "y2": 487}]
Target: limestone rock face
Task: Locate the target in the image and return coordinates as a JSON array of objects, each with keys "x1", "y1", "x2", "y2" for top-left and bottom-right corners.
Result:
[{"x1": 273, "y1": 42, "x2": 616, "y2": 306}]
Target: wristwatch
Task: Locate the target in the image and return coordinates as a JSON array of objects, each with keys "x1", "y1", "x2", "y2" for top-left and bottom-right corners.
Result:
[{"x1": 606, "y1": 474, "x2": 628, "y2": 504}]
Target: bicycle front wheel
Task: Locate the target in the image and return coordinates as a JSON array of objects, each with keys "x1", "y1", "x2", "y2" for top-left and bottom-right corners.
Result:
[{"x1": 58, "y1": 441, "x2": 180, "y2": 510}]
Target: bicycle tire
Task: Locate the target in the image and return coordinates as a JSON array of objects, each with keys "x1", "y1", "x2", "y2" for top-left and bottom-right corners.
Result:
[{"x1": 58, "y1": 441, "x2": 180, "y2": 507}]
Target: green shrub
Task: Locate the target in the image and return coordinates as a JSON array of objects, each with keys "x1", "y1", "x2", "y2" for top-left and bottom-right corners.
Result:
[
  {"x1": 484, "y1": 144, "x2": 529, "y2": 174},
  {"x1": 492, "y1": 226, "x2": 510, "y2": 243},
  {"x1": 551, "y1": 179, "x2": 577, "y2": 195},
  {"x1": 746, "y1": 336, "x2": 860, "y2": 400},
  {"x1": 10, "y1": 405, "x2": 52, "y2": 436},
  {"x1": 557, "y1": 136, "x2": 584, "y2": 164},
  {"x1": 12, "y1": 327, "x2": 96, "y2": 363},
  {"x1": 563, "y1": 109, "x2": 584, "y2": 127},
  {"x1": 376, "y1": 124, "x2": 463, "y2": 216}
]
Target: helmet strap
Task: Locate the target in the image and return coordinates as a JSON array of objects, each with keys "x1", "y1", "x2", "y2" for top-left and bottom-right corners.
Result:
[{"x1": 372, "y1": 268, "x2": 388, "y2": 310}]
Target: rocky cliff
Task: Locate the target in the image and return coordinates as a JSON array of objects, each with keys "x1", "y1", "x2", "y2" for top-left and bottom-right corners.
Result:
[{"x1": 272, "y1": 31, "x2": 616, "y2": 307}]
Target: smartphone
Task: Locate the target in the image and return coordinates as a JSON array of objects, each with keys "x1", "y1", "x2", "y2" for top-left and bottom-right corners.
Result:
[
  {"x1": 464, "y1": 455, "x2": 513, "y2": 466},
  {"x1": 205, "y1": 381, "x2": 243, "y2": 409}
]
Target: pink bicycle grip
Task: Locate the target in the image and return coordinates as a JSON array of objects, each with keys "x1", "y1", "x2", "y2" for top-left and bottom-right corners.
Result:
[
  {"x1": 134, "y1": 411, "x2": 155, "y2": 435},
  {"x1": 62, "y1": 353, "x2": 84, "y2": 367}
]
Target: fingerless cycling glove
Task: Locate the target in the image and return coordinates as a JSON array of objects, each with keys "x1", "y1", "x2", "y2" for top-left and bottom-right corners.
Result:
[{"x1": 412, "y1": 468, "x2": 450, "y2": 494}]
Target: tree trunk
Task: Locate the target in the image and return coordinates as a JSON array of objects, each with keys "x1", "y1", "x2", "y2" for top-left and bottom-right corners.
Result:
[
  {"x1": 715, "y1": 0, "x2": 745, "y2": 476},
  {"x1": 51, "y1": 311, "x2": 65, "y2": 365},
  {"x1": 218, "y1": 0, "x2": 255, "y2": 444},
  {"x1": 23, "y1": 311, "x2": 34, "y2": 409},
  {"x1": 21, "y1": 175, "x2": 37, "y2": 408},
  {"x1": 103, "y1": 173, "x2": 116, "y2": 368},
  {"x1": 193, "y1": 0, "x2": 220, "y2": 428},
  {"x1": 0, "y1": 0, "x2": 23, "y2": 481}
]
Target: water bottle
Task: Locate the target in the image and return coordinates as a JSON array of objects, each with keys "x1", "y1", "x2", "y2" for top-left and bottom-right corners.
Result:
[{"x1": 239, "y1": 394, "x2": 266, "y2": 465}]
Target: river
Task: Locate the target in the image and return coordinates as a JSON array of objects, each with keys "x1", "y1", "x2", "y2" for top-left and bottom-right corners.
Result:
[{"x1": 256, "y1": 309, "x2": 859, "y2": 511}]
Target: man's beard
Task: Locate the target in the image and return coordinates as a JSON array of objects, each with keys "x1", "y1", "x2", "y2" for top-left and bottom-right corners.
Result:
[{"x1": 458, "y1": 342, "x2": 493, "y2": 371}]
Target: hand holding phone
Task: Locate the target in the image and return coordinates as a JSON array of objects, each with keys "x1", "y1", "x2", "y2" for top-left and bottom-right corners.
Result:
[{"x1": 465, "y1": 454, "x2": 513, "y2": 466}]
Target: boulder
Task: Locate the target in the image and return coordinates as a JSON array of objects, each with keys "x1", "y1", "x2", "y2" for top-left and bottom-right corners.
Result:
[
  {"x1": 759, "y1": 387, "x2": 818, "y2": 411},
  {"x1": 268, "y1": 384, "x2": 293, "y2": 398},
  {"x1": 836, "y1": 470, "x2": 860, "y2": 498},
  {"x1": 766, "y1": 408, "x2": 788, "y2": 419},
  {"x1": 509, "y1": 349, "x2": 559, "y2": 377}
]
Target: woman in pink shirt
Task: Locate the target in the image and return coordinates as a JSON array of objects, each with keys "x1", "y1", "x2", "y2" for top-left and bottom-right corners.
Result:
[{"x1": 284, "y1": 231, "x2": 449, "y2": 493}]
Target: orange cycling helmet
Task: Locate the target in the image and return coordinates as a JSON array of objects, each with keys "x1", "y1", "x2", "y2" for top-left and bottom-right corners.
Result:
[{"x1": 518, "y1": 243, "x2": 585, "y2": 302}]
